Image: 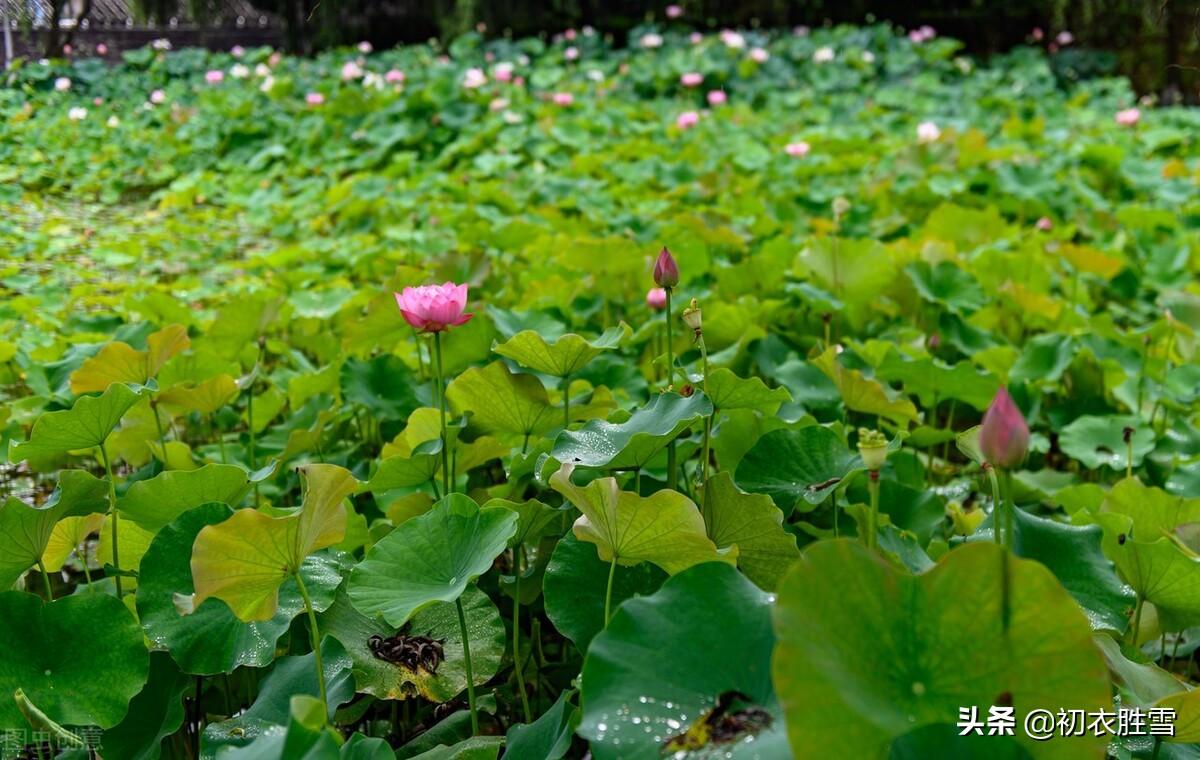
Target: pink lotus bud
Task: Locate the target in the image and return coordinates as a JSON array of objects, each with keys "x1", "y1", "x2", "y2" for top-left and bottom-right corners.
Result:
[
  {"x1": 306, "y1": 92, "x2": 325, "y2": 106},
  {"x1": 552, "y1": 92, "x2": 574, "y2": 106},
  {"x1": 980, "y1": 387, "x2": 1030, "y2": 469},
  {"x1": 666, "y1": 4, "x2": 683, "y2": 18},
  {"x1": 646, "y1": 287, "x2": 667, "y2": 310},
  {"x1": 150, "y1": 89, "x2": 166, "y2": 104},
  {"x1": 385, "y1": 69, "x2": 405, "y2": 84},
  {"x1": 1115, "y1": 108, "x2": 1140, "y2": 127},
  {"x1": 205, "y1": 69, "x2": 224, "y2": 84},
  {"x1": 707, "y1": 90, "x2": 726, "y2": 106},
  {"x1": 653, "y1": 247, "x2": 679, "y2": 288},
  {"x1": 689, "y1": 32, "x2": 703, "y2": 45},
  {"x1": 680, "y1": 72, "x2": 703, "y2": 87},
  {"x1": 96, "y1": 43, "x2": 108, "y2": 55},
  {"x1": 1035, "y1": 217, "x2": 1053, "y2": 231},
  {"x1": 395, "y1": 282, "x2": 474, "y2": 334},
  {"x1": 676, "y1": 110, "x2": 700, "y2": 129},
  {"x1": 1031, "y1": 27, "x2": 1043, "y2": 41},
  {"x1": 785, "y1": 141, "x2": 810, "y2": 158}
]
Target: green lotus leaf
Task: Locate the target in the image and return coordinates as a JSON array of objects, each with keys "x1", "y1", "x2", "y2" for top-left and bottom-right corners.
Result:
[
  {"x1": 697, "y1": 471, "x2": 799, "y2": 591},
  {"x1": 347, "y1": 494, "x2": 518, "y2": 627},
  {"x1": 157, "y1": 374, "x2": 240, "y2": 416},
  {"x1": 504, "y1": 690, "x2": 578, "y2": 760},
  {"x1": 340, "y1": 354, "x2": 420, "y2": 422},
  {"x1": 119, "y1": 463, "x2": 253, "y2": 530},
  {"x1": 905, "y1": 261, "x2": 987, "y2": 314},
  {"x1": 1059, "y1": 415, "x2": 1155, "y2": 471},
  {"x1": 1009, "y1": 334, "x2": 1076, "y2": 385},
  {"x1": 811, "y1": 347, "x2": 918, "y2": 426},
  {"x1": 361, "y1": 449, "x2": 442, "y2": 493},
  {"x1": 190, "y1": 463, "x2": 355, "y2": 621},
  {"x1": 543, "y1": 534, "x2": 667, "y2": 651},
  {"x1": 702, "y1": 368, "x2": 792, "y2": 414},
  {"x1": 10, "y1": 382, "x2": 146, "y2": 460},
  {"x1": 493, "y1": 324, "x2": 630, "y2": 378},
  {"x1": 1097, "y1": 512, "x2": 1200, "y2": 631},
  {"x1": 1102, "y1": 477, "x2": 1200, "y2": 536},
  {"x1": 550, "y1": 463, "x2": 734, "y2": 575},
  {"x1": 579, "y1": 562, "x2": 789, "y2": 759},
  {"x1": 138, "y1": 503, "x2": 344, "y2": 675},
  {"x1": 773, "y1": 540, "x2": 1111, "y2": 759},
  {"x1": 550, "y1": 392, "x2": 712, "y2": 470},
  {"x1": 0, "y1": 591, "x2": 150, "y2": 729},
  {"x1": 406, "y1": 736, "x2": 504, "y2": 760},
  {"x1": 0, "y1": 469, "x2": 108, "y2": 589},
  {"x1": 446, "y1": 361, "x2": 557, "y2": 439},
  {"x1": 99, "y1": 652, "x2": 189, "y2": 760},
  {"x1": 321, "y1": 585, "x2": 504, "y2": 703},
  {"x1": 874, "y1": 349, "x2": 999, "y2": 411},
  {"x1": 69, "y1": 324, "x2": 189, "y2": 394},
  {"x1": 482, "y1": 497, "x2": 562, "y2": 548},
  {"x1": 201, "y1": 637, "x2": 354, "y2": 756},
  {"x1": 735, "y1": 426, "x2": 860, "y2": 511}
]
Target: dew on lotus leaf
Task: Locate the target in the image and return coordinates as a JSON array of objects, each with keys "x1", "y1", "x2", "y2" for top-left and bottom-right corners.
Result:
[
  {"x1": 597, "y1": 722, "x2": 607, "y2": 732},
  {"x1": 43, "y1": 669, "x2": 50, "y2": 676},
  {"x1": 666, "y1": 718, "x2": 681, "y2": 730}
]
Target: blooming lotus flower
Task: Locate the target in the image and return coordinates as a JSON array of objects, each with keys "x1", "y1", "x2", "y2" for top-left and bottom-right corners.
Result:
[
  {"x1": 565, "y1": 46, "x2": 579, "y2": 61},
  {"x1": 552, "y1": 92, "x2": 574, "y2": 106},
  {"x1": 96, "y1": 43, "x2": 108, "y2": 55},
  {"x1": 150, "y1": 89, "x2": 166, "y2": 104},
  {"x1": 641, "y1": 33, "x2": 664, "y2": 49},
  {"x1": 68, "y1": 107, "x2": 87, "y2": 121},
  {"x1": 749, "y1": 47, "x2": 769, "y2": 63},
  {"x1": 813, "y1": 46, "x2": 834, "y2": 63},
  {"x1": 306, "y1": 92, "x2": 326, "y2": 106},
  {"x1": 785, "y1": 141, "x2": 810, "y2": 158},
  {"x1": 255, "y1": 63, "x2": 271, "y2": 77},
  {"x1": 152, "y1": 38, "x2": 172, "y2": 51},
  {"x1": 396, "y1": 283, "x2": 474, "y2": 333},
  {"x1": 653, "y1": 247, "x2": 679, "y2": 288},
  {"x1": 1056, "y1": 30, "x2": 1073, "y2": 46},
  {"x1": 666, "y1": 4, "x2": 683, "y2": 18},
  {"x1": 205, "y1": 69, "x2": 224, "y2": 84},
  {"x1": 646, "y1": 287, "x2": 667, "y2": 310},
  {"x1": 385, "y1": 69, "x2": 405, "y2": 84},
  {"x1": 707, "y1": 90, "x2": 726, "y2": 106},
  {"x1": 463, "y1": 68, "x2": 488, "y2": 88},
  {"x1": 358, "y1": 41, "x2": 373, "y2": 54},
  {"x1": 54, "y1": 77, "x2": 71, "y2": 91},
  {"x1": 676, "y1": 110, "x2": 700, "y2": 129},
  {"x1": 980, "y1": 387, "x2": 1030, "y2": 469},
  {"x1": 680, "y1": 72, "x2": 703, "y2": 87},
  {"x1": 341, "y1": 61, "x2": 364, "y2": 80},
  {"x1": 494, "y1": 63, "x2": 514, "y2": 82},
  {"x1": 106, "y1": 115, "x2": 120, "y2": 128},
  {"x1": 720, "y1": 30, "x2": 745, "y2": 49},
  {"x1": 689, "y1": 32, "x2": 703, "y2": 44},
  {"x1": 231, "y1": 63, "x2": 250, "y2": 79},
  {"x1": 917, "y1": 121, "x2": 940, "y2": 143},
  {"x1": 1035, "y1": 217, "x2": 1053, "y2": 231},
  {"x1": 1116, "y1": 108, "x2": 1140, "y2": 127}
]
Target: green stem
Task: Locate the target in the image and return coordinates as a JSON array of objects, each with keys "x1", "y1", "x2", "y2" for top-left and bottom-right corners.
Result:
[
  {"x1": 246, "y1": 381, "x2": 258, "y2": 508},
  {"x1": 456, "y1": 597, "x2": 479, "y2": 735},
  {"x1": 214, "y1": 415, "x2": 227, "y2": 464},
  {"x1": 151, "y1": 399, "x2": 168, "y2": 474},
  {"x1": 294, "y1": 571, "x2": 328, "y2": 721},
  {"x1": 1003, "y1": 469, "x2": 1015, "y2": 554},
  {"x1": 699, "y1": 337, "x2": 711, "y2": 485},
  {"x1": 513, "y1": 552, "x2": 532, "y2": 723},
  {"x1": 37, "y1": 560, "x2": 53, "y2": 600},
  {"x1": 1129, "y1": 594, "x2": 1145, "y2": 647},
  {"x1": 667, "y1": 440, "x2": 677, "y2": 491},
  {"x1": 987, "y1": 466, "x2": 1003, "y2": 549},
  {"x1": 562, "y1": 375, "x2": 571, "y2": 430},
  {"x1": 434, "y1": 333, "x2": 451, "y2": 497},
  {"x1": 1126, "y1": 436, "x2": 1134, "y2": 480},
  {"x1": 867, "y1": 470, "x2": 879, "y2": 550},
  {"x1": 664, "y1": 288, "x2": 674, "y2": 389},
  {"x1": 603, "y1": 556, "x2": 618, "y2": 626},
  {"x1": 99, "y1": 442, "x2": 122, "y2": 599}
]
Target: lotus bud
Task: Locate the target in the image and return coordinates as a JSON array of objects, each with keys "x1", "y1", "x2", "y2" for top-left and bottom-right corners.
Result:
[
  {"x1": 653, "y1": 247, "x2": 679, "y2": 288},
  {"x1": 979, "y1": 387, "x2": 1030, "y2": 469},
  {"x1": 681, "y1": 298, "x2": 702, "y2": 339},
  {"x1": 857, "y1": 428, "x2": 888, "y2": 471},
  {"x1": 646, "y1": 287, "x2": 667, "y2": 310}
]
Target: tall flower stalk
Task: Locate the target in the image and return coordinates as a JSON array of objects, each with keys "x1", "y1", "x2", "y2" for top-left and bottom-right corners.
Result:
[
  {"x1": 979, "y1": 387, "x2": 1030, "y2": 551},
  {"x1": 653, "y1": 248, "x2": 680, "y2": 489},
  {"x1": 857, "y1": 429, "x2": 888, "y2": 551}
]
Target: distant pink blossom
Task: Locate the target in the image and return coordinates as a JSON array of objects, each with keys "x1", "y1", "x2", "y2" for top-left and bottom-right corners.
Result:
[
  {"x1": 489, "y1": 97, "x2": 509, "y2": 111},
  {"x1": 917, "y1": 121, "x2": 940, "y2": 143},
  {"x1": 306, "y1": 92, "x2": 325, "y2": 106},
  {"x1": 565, "y1": 46, "x2": 579, "y2": 61},
  {"x1": 54, "y1": 77, "x2": 71, "y2": 91},
  {"x1": 641, "y1": 33, "x2": 664, "y2": 49},
  {"x1": 553, "y1": 92, "x2": 574, "y2": 106},
  {"x1": 1115, "y1": 108, "x2": 1140, "y2": 126},
  {"x1": 794, "y1": 25, "x2": 810, "y2": 37},
  {"x1": 676, "y1": 110, "x2": 700, "y2": 129},
  {"x1": 749, "y1": 47, "x2": 769, "y2": 63},
  {"x1": 647, "y1": 287, "x2": 668, "y2": 310},
  {"x1": 96, "y1": 43, "x2": 108, "y2": 55},
  {"x1": 231, "y1": 45, "x2": 245, "y2": 57},
  {"x1": 463, "y1": 68, "x2": 488, "y2": 89},
  {"x1": 1035, "y1": 217, "x2": 1053, "y2": 231},
  {"x1": 707, "y1": 90, "x2": 726, "y2": 106},
  {"x1": 689, "y1": 32, "x2": 703, "y2": 45},
  {"x1": 666, "y1": 4, "x2": 683, "y2": 19},
  {"x1": 385, "y1": 69, "x2": 405, "y2": 84},
  {"x1": 1056, "y1": 31, "x2": 1074, "y2": 46},
  {"x1": 680, "y1": 72, "x2": 703, "y2": 87},
  {"x1": 205, "y1": 70, "x2": 224, "y2": 84},
  {"x1": 395, "y1": 282, "x2": 474, "y2": 333},
  {"x1": 358, "y1": 41, "x2": 373, "y2": 54},
  {"x1": 341, "y1": 61, "x2": 364, "y2": 80},
  {"x1": 785, "y1": 141, "x2": 810, "y2": 157},
  {"x1": 564, "y1": 28, "x2": 577, "y2": 41},
  {"x1": 494, "y1": 62, "x2": 514, "y2": 82},
  {"x1": 150, "y1": 89, "x2": 166, "y2": 104},
  {"x1": 1031, "y1": 27, "x2": 1044, "y2": 41},
  {"x1": 92, "y1": 97, "x2": 103, "y2": 106}
]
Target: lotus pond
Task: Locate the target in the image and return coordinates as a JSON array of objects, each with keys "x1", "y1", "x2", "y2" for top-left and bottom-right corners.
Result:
[{"x1": 2, "y1": 19, "x2": 1200, "y2": 760}]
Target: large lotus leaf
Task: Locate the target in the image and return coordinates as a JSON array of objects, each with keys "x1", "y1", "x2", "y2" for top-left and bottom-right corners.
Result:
[
  {"x1": 550, "y1": 463, "x2": 734, "y2": 574},
  {"x1": 347, "y1": 494, "x2": 517, "y2": 627},
  {"x1": 905, "y1": 261, "x2": 987, "y2": 314},
  {"x1": 201, "y1": 638, "x2": 355, "y2": 756},
  {"x1": 543, "y1": 534, "x2": 667, "y2": 652},
  {"x1": 550, "y1": 392, "x2": 712, "y2": 470},
  {"x1": 811, "y1": 348, "x2": 918, "y2": 426},
  {"x1": 735, "y1": 426, "x2": 860, "y2": 511},
  {"x1": 361, "y1": 449, "x2": 441, "y2": 492},
  {"x1": 504, "y1": 690, "x2": 578, "y2": 760},
  {"x1": 1102, "y1": 477, "x2": 1200, "y2": 537},
  {"x1": 191, "y1": 463, "x2": 354, "y2": 621},
  {"x1": 959, "y1": 506, "x2": 1134, "y2": 633},
  {"x1": 493, "y1": 324, "x2": 630, "y2": 377},
  {"x1": 702, "y1": 368, "x2": 792, "y2": 414},
  {"x1": 157, "y1": 374, "x2": 240, "y2": 416},
  {"x1": 10, "y1": 382, "x2": 145, "y2": 460},
  {"x1": 138, "y1": 503, "x2": 344, "y2": 675},
  {"x1": 340, "y1": 354, "x2": 420, "y2": 422},
  {"x1": 773, "y1": 540, "x2": 1111, "y2": 759},
  {"x1": 1097, "y1": 512, "x2": 1200, "y2": 631},
  {"x1": 578, "y1": 562, "x2": 788, "y2": 760},
  {"x1": 321, "y1": 585, "x2": 504, "y2": 703},
  {"x1": 482, "y1": 497, "x2": 562, "y2": 547},
  {"x1": 406, "y1": 737, "x2": 504, "y2": 760},
  {"x1": 1009, "y1": 333, "x2": 1076, "y2": 386},
  {"x1": 0, "y1": 469, "x2": 108, "y2": 589},
  {"x1": 446, "y1": 361, "x2": 557, "y2": 438},
  {"x1": 1059, "y1": 415, "x2": 1155, "y2": 470},
  {"x1": 697, "y1": 472, "x2": 798, "y2": 591},
  {"x1": 69, "y1": 325, "x2": 189, "y2": 394},
  {"x1": 100, "y1": 651, "x2": 189, "y2": 760},
  {"x1": 874, "y1": 349, "x2": 999, "y2": 411},
  {"x1": 119, "y1": 463, "x2": 253, "y2": 530},
  {"x1": 0, "y1": 591, "x2": 149, "y2": 729},
  {"x1": 41, "y1": 513, "x2": 105, "y2": 572}
]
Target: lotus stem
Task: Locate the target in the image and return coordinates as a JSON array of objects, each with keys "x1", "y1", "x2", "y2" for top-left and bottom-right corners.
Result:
[
  {"x1": 99, "y1": 442, "x2": 122, "y2": 599},
  {"x1": 987, "y1": 465, "x2": 1003, "y2": 549},
  {"x1": 513, "y1": 551, "x2": 532, "y2": 723},
  {"x1": 434, "y1": 332, "x2": 451, "y2": 496},
  {"x1": 604, "y1": 556, "x2": 618, "y2": 626},
  {"x1": 151, "y1": 398, "x2": 167, "y2": 474},
  {"x1": 867, "y1": 469, "x2": 880, "y2": 550},
  {"x1": 37, "y1": 559, "x2": 53, "y2": 600},
  {"x1": 562, "y1": 375, "x2": 571, "y2": 430},
  {"x1": 699, "y1": 336, "x2": 711, "y2": 485},
  {"x1": 294, "y1": 570, "x2": 327, "y2": 720},
  {"x1": 456, "y1": 596, "x2": 479, "y2": 735}
]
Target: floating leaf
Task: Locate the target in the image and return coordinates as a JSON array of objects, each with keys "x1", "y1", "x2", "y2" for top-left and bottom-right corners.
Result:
[
  {"x1": 0, "y1": 470, "x2": 108, "y2": 589},
  {"x1": 735, "y1": 426, "x2": 860, "y2": 511},
  {"x1": 1059, "y1": 415, "x2": 1156, "y2": 471},
  {"x1": 551, "y1": 392, "x2": 712, "y2": 470},
  {"x1": 493, "y1": 324, "x2": 630, "y2": 377},
  {"x1": 698, "y1": 472, "x2": 799, "y2": 591},
  {"x1": 348, "y1": 494, "x2": 517, "y2": 627},
  {"x1": 10, "y1": 382, "x2": 146, "y2": 460},
  {"x1": 446, "y1": 361, "x2": 557, "y2": 439}
]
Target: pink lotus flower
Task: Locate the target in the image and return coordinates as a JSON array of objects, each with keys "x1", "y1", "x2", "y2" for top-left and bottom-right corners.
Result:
[
  {"x1": 553, "y1": 92, "x2": 574, "y2": 106},
  {"x1": 149, "y1": 89, "x2": 166, "y2": 104},
  {"x1": 395, "y1": 282, "x2": 474, "y2": 333},
  {"x1": 564, "y1": 28, "x2": 577, "y2": 41},
  {"x1": 1031, "y1": 27, "x2": 1044, "y2": 41},
  {"x1": 463, "y1": 68, "x2": 488, "y2": 89},
  {"x1": 358, "y1": 41, "x2": 374, "y2": 54},
  {"x1": 785, "y1": 141, "x2": 810, "y2": 158},
  {"x1": 917, "y1": 121, "x2": 940, "y2": 143},
  {"x1": 666, "y1": 4, "x2": 683, "y2": 19},
  {"x1": 689, "y1": 32, "x2": 703, "y2": 45},
  {"x1": 653, "y1": 247, "x2": 679, "y2": 288},
  {"x1": 1116, "y1": 108, "x2": 1140, "y2": 127},
  {"x1": 341, "y1": 61, "x2": 364, "y2": 80},
  {"x1": 647, "y1": 287, "x2": 668, "y2": 310},
  {"x1": 676, "y1": 110, "x2": 700, "y2": 129},
  {"x1": 565, "y1": 46, "x2": 579, "y2": 61},
  {"x1": 1035, "y1": 217, "x2": 1053, "y2": 231},
  {"x1": 231, "y1": 45, "x2": 245, "y2": 57},
  {"x1": 493, "y1": 63, "x2": 514, "y2": 82},
  {"x1": 205, "y1": 70, "x2": 224, "y2": 84},
  {"x1": 306, "y1": 92, "x2": 325, "y2": 106},
  {"x1": 980, "y1": 387, "x2": 1030, "y2": 469},
  {"x1": 749, "y1": 47, "x2": 769, "y2": 63},
  {"x1": 55, "y1": 77, "x2": 71, "y2": 91},
  {"x1": 1056, "y1": 30, "x2": 1074, "y2": 46},
  {"x1": 707, "y1": 90, "x2": 726, "y2": 106},
  {"x1": 385, "y1": 69, "x2": 405, "y2": 85},
  {"x1": 96, "y1": 43, "x2": 108, "y2": 55},
  {"x1": 681, "y1": 72, "x2": 703, "y2": 87}
]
